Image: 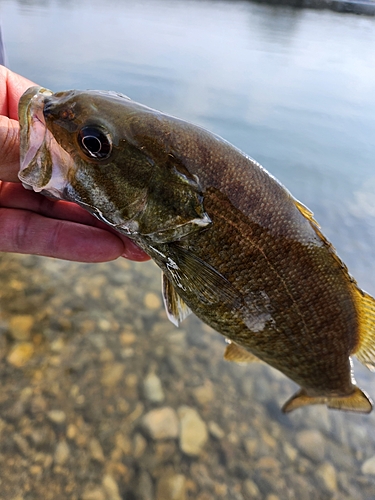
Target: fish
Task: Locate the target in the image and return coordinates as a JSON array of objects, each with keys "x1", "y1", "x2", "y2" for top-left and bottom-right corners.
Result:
[{"x1": 18, "y1": 85, "x2": 375, "y2": 414}]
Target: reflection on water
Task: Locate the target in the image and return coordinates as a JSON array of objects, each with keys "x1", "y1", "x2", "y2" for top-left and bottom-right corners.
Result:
[{"x1": 1, "y1": 0, "x2": 375, "y2": 498}]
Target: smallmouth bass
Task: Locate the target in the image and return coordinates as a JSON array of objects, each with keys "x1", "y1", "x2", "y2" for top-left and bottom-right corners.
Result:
[{"x1": 18, "y1": 86, "x2": 375, "y2": 413}]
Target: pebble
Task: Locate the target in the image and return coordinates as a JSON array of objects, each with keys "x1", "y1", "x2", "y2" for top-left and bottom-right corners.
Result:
[
  {"x1": 208, "y1": 421, "x2": 225, "y2": 440},
  {"x1": 243, "y1": 479, "x2": 261, "y2": 498},
  {"x1": 102, "y1": 475, "x2": 121, "y2": 500},
  {"x1": 143, "y1": 372, "x2": 165, "y2": 403},
  {"x1": 136, "y1": 471, "x2": 154, "y2": 500},
  {"x1": 82, "y1": 487, "x2": 106, "y2": 500},
  {"x1": 316, "y1": 462, "x2": 337, "y2": 493},
  {"x1": 54, "y1": 440, "x2": 70, "y2": 465},
  {"x1": 144, "y1": 292, "x2": 162, "y2": 310},
  {"x1": 283, "y1": 442, "x2": 298, "y2": 462},
  {"x1": 141, "y1": 407, "x2": 179, "y2": 440},
  {"x1": 89, "y1": 438, "x2": 105, "y2": 462},
  {"x1": 362, "y1": 455, "x2": 375, "y2": 475},
  {"x1": 178, "y1": 406, "x2": 208, "y2": 456},
  {"x1": 101, "y1": 363, "x2": 126, "y2": 387},
  {"x1": 7, "y1": 342, "x2": 34, "y2": 367},
  {"x1": 13, "y1": 434, "x2": 30, "y2": 457},
  {"x1": 9, "y1": 315, "x2": 34, "y2": 340},
  {"x1": 47, "y1": 410, "x2": 67, "y2": 425},
  {"x1": 192, "y1": 381, "x2": 214, "y2": 405},
  {"x1": 120, "y1": 331, "x2": 137, "y2": 345},
  {"x1": 133, "y1": 433, "x2": 147, "y2": 458},
  {"x1": 295, "y1": 430, "x2": 325, "y2": 462},
  {"x1": 156, "y1": 473, "x2": 186, "y2": 500}
]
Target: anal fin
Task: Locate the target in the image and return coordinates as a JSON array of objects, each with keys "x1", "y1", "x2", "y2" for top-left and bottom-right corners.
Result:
[
  {"x1": 224, "y1": 342, "x2": 263, "y2": 364},
  {"x1": 282, "y1": 387, "x2": 373, "y2": 414},
  {"x1": 353, "y1": 289, "x2": 375, "y2": 372}
]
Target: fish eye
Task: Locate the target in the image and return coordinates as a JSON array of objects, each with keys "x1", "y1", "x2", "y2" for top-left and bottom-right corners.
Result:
[{"x1": 78, "y1": 126, "x2": 112, "y2": 160}]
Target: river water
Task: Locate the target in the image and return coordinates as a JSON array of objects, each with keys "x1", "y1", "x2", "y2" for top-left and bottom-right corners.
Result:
[{"x1": 1, "y1": 0, "x2": 375, "y2": 499}]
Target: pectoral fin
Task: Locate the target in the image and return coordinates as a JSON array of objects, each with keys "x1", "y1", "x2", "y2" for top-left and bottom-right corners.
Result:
[
  {"x1": 282, "y1": 387, "x2": 373, "y2": 414},
  {"x1": 162, "y1": 273, "x2": 192, "y2": 327},
  {"x1": 165, "y1": 243, "x2": 242, "y2": 310},
  {"x1": 224, "y1": 342, "x2": 263, "y2": 363}
]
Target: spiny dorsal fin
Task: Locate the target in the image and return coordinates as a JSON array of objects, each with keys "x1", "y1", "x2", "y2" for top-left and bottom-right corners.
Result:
[
  {"x1": 282, "y1": 386, "x2": 372, "y2": 414},
  {"x1": 294, "y1": 200, "x2": 320, "y2": 227},
  {"x1": 352, "y1": 288, "x2": 375, "y2": 372},
  {"x1": 224, "y1": 342, "x2": 263, "y2": 363}
]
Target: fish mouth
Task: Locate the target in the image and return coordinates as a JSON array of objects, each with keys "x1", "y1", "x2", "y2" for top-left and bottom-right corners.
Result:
[{"x1": 18, "y1": 86, "x2": 73, "y2": 199}]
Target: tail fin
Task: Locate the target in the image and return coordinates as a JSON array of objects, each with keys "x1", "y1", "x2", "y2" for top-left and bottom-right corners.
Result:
[
  {"x1": 282, "y1": 387, "x2": 373, "y2": 414},
  {"x1": 353, "y1": 289, "x2": 375, "y2": 372}
]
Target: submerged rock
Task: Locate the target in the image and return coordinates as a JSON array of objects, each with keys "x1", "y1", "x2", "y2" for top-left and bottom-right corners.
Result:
[
  {"x1": 178, "y1": 406, "x2": 208, "y2": 456},
  {"x1": 362, "y1": 456, "x2": 375, "y2": 475},
  {"x1": 295, "y1": 430, "x2": 325, "y2": 462},
  {"x1": 141, "y1": 407, "x2": 179, "y2": 440},
  {"x1": 7, "y1": 342, "x2": 34, "y2": 367},
  {"x1": 143, "y1": 372, "x2": 165, "y2": 403},
  {"x1": 156, "y1": 473, "x2": 186, "y2": 500},
  {"x1": 9, "y1": 315, "x2": 34, "y2": 341},
  {"x1": 54, "y1": 440, "x2": 70, "y2": 465}
]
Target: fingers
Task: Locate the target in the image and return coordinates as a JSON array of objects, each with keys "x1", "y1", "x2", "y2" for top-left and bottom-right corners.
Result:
[
  {"x1": 0, "y1": 182, "x2": 105, "y2": 224},
  {"x1": 0, "y1": 182, "x2": 150, "y2": 262},
  {"x1": 0, "y1": 207, "x2": 126, "y2": 262},
  {"x1": 0, "y1": 65, "x2": 35, "y2": 182},
  {"x1": 0, "y1": 65, "x2": 35, "y2": 119},
  {"x1": 0, "y1": 117, "x2": 21, "y2": 182},
  {"x1": 0, "y1": 207, "x2": 150, "y2": 263}
]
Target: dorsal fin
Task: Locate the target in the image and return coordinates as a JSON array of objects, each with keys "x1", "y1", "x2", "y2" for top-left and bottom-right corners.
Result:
[
  {"x1": 352, "y1": 288, "x2": 375, "y2": 372},
  {"x1": 294, "y1": 199, "x2": 320, "y2": 227},
  {"x1": 224, "y1": 342, "x2": 263, "y2": 363}
]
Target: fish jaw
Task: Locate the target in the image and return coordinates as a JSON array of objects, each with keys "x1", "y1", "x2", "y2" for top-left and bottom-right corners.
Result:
[{"x1": 18, "y1": 86, "x2": 73, "y2": 200}]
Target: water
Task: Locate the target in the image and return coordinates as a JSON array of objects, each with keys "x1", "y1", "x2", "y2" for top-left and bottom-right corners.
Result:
[{"x1": 1, "y1": 0, "x2": 375, "y2": 498}]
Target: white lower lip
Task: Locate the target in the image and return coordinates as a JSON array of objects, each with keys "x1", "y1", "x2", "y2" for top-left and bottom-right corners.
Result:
[{"x1": 20, "y1": 113, "x2": 47, "y2": 174}]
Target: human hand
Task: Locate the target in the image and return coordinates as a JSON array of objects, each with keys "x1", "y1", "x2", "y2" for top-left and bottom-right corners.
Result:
[{"x1": 0, "y1": 66, "x2": 149, "y2": 262}]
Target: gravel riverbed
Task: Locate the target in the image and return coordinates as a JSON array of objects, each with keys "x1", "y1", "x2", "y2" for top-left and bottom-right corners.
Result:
[{"x1": 1, "y1": 253, "x2": 375, "y2": 500}]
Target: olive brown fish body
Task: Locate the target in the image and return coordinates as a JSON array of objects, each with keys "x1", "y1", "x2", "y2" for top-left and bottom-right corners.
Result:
[{"x1": 18, "y1": 86, "x2": 375, "y2": 413}]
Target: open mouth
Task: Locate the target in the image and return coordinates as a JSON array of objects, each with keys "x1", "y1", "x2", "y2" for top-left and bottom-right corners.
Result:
[
  {"x1": 18, "y1": 86, "x2": 73, "y2": 199},
  {"x1": 19, "y1": 86, "x2": 54, "y2": 190}
]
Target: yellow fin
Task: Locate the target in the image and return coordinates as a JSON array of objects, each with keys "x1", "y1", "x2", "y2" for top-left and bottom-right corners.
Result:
[
  {"x1": 282, "y1": 387, "x2": 373, "y2": 414},
  {"x1": 294, "y1": 200, "x2": 320, "y2": 227},
  {"x1": 224, "y1": 342, "x2": 263, "y2": 363},
  {"x1": 353, "y1": 289, "x2": 375, "y2": 372}
]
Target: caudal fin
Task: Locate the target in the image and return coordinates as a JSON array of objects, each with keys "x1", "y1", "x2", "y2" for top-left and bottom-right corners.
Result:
[
  {"x1": 353, "y1": 289, "x2": 375, "y2": 372},
  {"x1": 282, "y1": 387, "x2": 373, "y2": 414}
]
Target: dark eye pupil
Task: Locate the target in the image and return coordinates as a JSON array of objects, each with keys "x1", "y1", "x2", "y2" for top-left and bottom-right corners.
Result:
[
  {"x1": 82, "y1": 135, "x2": 102, "y2": 154},
  {"x1": 78, "y1": 126, "x2": 112, "y2": 159}
]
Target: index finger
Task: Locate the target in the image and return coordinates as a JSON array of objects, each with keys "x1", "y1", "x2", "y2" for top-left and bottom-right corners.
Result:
[{"x1": 0, "y1": 65, "x2": 35, "y2": 119}]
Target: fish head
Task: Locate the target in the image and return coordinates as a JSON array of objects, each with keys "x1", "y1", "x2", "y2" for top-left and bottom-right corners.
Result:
[{"x1": 19, "y1": 86, "x2": 210, "y2": 242}]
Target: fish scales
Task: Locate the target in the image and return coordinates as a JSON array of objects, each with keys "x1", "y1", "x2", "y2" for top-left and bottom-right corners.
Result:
[
  {"x1": 18, "y1": 86, "x2": 375, "y2": 413},
  {"x1": 163, "y1": 189, "x2": 357, "y2": 391}
]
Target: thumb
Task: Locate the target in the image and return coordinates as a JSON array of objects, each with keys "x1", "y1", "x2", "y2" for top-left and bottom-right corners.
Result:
[{"x1": 0, "y1": 116, "x2": 21, "y2": 182}]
